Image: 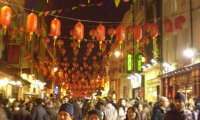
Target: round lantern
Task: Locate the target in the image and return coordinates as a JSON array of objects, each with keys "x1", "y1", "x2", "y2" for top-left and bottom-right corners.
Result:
[
  {"x1": 126, "y1": 26, "x2": 133, "y2": 34},
  {"x1": 116, "y1": 24, "x2": 125, "y2": 49},
  {"x1": 133, "y1": 25, "x2": 142, "y2": 41},
  {"x1": 74, "y1": 22, "x2": 84, "y2": 48},
  {"x1": 71, "y1": 41, "x2": 78, "y2": 49},
  {"x1": 107, "y1": 27, "x2": 116, "y2": 38},
  {"x1": 87, "y1": 42, "x2": 94, "y2": 49},
  {"x1": 50, "y1": 18, "x2": 61, "y2": 40},
  {"x1": 89, "y1": 29, "x2": 97, "y2": 40},
  {"x1": 96, "y1": 24, "x2": 105, "y2": 49},
  {"x1": 175, "y1": 16, "x2": 186, "y2": 30},
  {"x1": 0, "y1": 6, "x2": 12, "y2": 30},
  {"x1": 150, "y1": 22, "x2": 158, "y2": 39},
  {"x1": 164, "y1": 18, "x2": 173, "y2": 34},
  {"x1": 56, "y1": 39, "x2": 64, "y2": 48}
]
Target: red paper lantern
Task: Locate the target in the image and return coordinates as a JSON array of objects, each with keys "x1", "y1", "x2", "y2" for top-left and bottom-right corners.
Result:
[
  {"x1": 74, "y1": 22, "x2": 84, "y2": 47},
  {"x1": 133, "y1": 25, "x2": 142, "y2": 41},
  {"x1": 175, "y1": 16, "x2": 186, "y2": 30},
  {"x1": 96, "y1": 24, "x2": 105, "y2": 49},
  {"x1": 0, "y1": 6, "x2": 12, "y2": 28},
  {"x1": 144, "y1": 23, "x2": 151, "y2": 32},
  {"x1": 50, "y1": 18, "x2": 61, "y2": 38},
  {"x1": 70, "y1": 29, "x2": 75, "y2": 37},
  {"x1": 87, "y1": 42, "x2": 94, "y2": 49},
  {"x1": 150, "y1": 22, "x2": 158, "y2": 39},
  {"x1": 71, "y1": 41, "x2": 78, "y2": 49},
  {"x1": 116, "y1": 24, "x2": 125, "y2": 49},
  {"x1": 26, "y1": 13, "x2": 37, "y2": 33},
  {"x1": 107, "y1": 27, "x2": 116, "y2": 38},
  {"x1": 89, "y1": 29, "x2": 97, "y2": 40},
  {"x1": 164, "y1": 18, "x2": 173, "y2": 34},
  {"x1": 126, "y1": 26, "x2": 133, "y2": 34},
  {"x1": 56, "y1": 39, "x2": 64, "y2": 48}
]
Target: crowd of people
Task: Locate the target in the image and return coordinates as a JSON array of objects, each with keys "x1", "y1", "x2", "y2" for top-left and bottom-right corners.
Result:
[{"x1": 0, "y1": 92, "x2": 200, "y2": 120}]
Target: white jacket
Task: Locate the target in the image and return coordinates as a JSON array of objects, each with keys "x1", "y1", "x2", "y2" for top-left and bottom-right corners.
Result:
[{"x1": 103, "y1": 103, "x2": 118, "y2": 120}]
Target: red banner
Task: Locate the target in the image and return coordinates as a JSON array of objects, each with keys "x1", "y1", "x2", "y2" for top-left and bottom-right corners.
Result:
[{"x1": 7, "y1": 45, "x2": 20, "y2": 64}]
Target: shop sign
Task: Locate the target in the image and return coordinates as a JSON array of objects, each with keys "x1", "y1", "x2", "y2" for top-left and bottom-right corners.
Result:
[
  {"x1": 127, "y1": 53, "x2": 133, "y2": 72},
  {"x1": 136, "y1": 53, "x2": 143, "y2": 72}
]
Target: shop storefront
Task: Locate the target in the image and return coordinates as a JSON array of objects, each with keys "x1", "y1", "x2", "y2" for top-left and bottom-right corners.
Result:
[
  {"x1": 143, "y1": 64, "x2": 161, "y2": 102},
  {"x1": 160, "y1": 63, "x2": 200, "y2": 101}
]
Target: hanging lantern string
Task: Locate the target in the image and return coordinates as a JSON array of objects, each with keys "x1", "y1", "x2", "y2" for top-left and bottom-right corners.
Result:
[{"x1": 0, "y1": 0, "x2": 121, "y2": 24}]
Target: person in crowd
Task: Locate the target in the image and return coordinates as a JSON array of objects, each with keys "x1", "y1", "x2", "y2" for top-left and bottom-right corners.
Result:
[
  {"x1": 26, "y1": 101, "x2": 33, "y2": 113},
  {"x1": 88, "y1": 109, "x2": 103, "y2": 120},
  {"x1": 143, "y1": 103, "x2": 152, "y2": 120},
  {"x1": 95, "y1": 100, "x2": 105, "y2": 120},
  {"x1": 103, "y1": 98, "x2": 118, "y2": 120},
  {"x1": 127, "y1": 98, "x2": 136, "y2": 107},
  {"x1": 163, "y1": 92, "x2": 193, "y2": 120},
  {"x1": 45, "y1": 100, "x2": 57, "y2": 120},
  {"x1": 151, "y1": 96, "x2": 169, "y2": 120},
  {"x1": 0, "y1": 107, "x2": 8, "y2": 120},
  {"x1": 31, "y1": 98, "x2": 48, "y2": 120},
  {"x1": 12, "y1": 100, "x2": 20, "y2": 112},
  {"x1": 186, "y1": 102, "x2": 199, "y2": 120},
  {"x1": 71, "y1": 99, "x2": 82, "y2": 120},
  {"x1": 117, "y1": 98, "x2": 128, "y2": 120},
  {"x1": 57, "y1": 103, "x2": 74, "y2": 120},
  {"x1": 135, "y1": 102, "x2": 147, "y2": 120},
  {"x1": 125, "y1": 107, "x2": 139, "y2": 120},
  {"x1": 62, "y1": 96, "x2": 70, "y2": 104},
  {"x1": 12, "y1": 104, "x2": 32, "y2": 120},
  {"x1": 2, "y1": 98, "x2": 12, "y2": 120}
]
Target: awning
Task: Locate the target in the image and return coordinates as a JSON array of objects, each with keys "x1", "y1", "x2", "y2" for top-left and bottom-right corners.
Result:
[
  {"x1": 0, "y1": 62, "x2": 31, "y2": 86},
  {"x1": 160, "y1": 62, "x2": 200, "y2": 78}
]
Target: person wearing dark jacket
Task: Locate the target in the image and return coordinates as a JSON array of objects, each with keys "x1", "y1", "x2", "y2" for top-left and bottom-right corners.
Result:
[
  {"x1": 151, "y1": 97, "x2": 169, "y2": 120},
  {"x1": 163, "y1": 92, "x2": 193, "y2": 120},
  {"x1": 12, "y1": 104, "x2": 32, "y2": 120},
  {"x1": 31, "y1": 98, "x2": 48, "y2": 120},
  {"x1": 2, "y1": 98, "x2": 12, "y2": 120},
  {"x1": 45, "y1": 100, "x2": 57, "y2": 120}
]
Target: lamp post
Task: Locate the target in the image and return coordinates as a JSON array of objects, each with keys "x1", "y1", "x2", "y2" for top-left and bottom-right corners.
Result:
[{"x1": 114, "y1": 50, "x2": 121, "y2": 101}]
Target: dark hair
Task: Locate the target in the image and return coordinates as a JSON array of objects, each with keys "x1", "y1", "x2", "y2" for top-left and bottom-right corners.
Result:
[
  {"x1": 88, "y1": 109, "x2": 103, "y2": 120},
  {"x1": 125, "y1": 107, "x2": 138, "y2": 120},
  {"x1": 35, "y1": 98, "x2": 43, "y2": 105}
]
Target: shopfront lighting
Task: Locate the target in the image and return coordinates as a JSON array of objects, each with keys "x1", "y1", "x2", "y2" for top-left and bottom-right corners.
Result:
[
  {"x1": 151, "y1": 59, "x2": 157, "y2": 64},
  {"x1": 114, "y1": 51, "x2": 121, "y2": 58},
  {"x1": 162, "y1": 62, "x2": 170, "y2": 68},
  {"x1": 16, "y1": 81, "x2": 22, "y2": 86},
  {"x1": 183, "y1": 48, "x2": 195, "y2": 58},
  {"x1": 146, "y1": 64, "x2": 151, "y2": 68}
]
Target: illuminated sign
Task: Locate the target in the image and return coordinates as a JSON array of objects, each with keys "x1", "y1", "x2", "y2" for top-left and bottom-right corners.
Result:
[
  {"x1": 136, "y1": 54, "x2": 143, "y2": 72},
  {"x1": 127, "y1": 54, "x2": 133, "y2": 71}
]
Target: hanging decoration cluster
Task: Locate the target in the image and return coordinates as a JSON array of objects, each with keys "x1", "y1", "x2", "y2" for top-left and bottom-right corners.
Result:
[{"x1": 164, "y1": 16, "x2": 186, "y2": 34}]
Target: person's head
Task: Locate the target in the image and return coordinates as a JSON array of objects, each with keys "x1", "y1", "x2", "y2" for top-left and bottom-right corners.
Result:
[
  {"x1": 118, "y1": 98, "x2": 127, "y2": 107},
  {"x1": 135, "y1": 102, "x2": 143, "y2": 112},
  {"x1": 63, "y1": 96, "x2": 69, "y2": 104},
  {"x1": 158, "y1": 96, "x2": 169, "y2": 109},
  {"x1": 174, "y1": 92, "x2": 186, "y2": 112},
  {"x1": 2, "y1": 98, "x2": 9, "y2": 107},
  {"x1": 57, "y1": 103, "x2": 74, "y2": 120},
  {"x1": 126, "y1": 107, "x2": 138, "y2": 120},
  {"x1": 46, "y1": 100, "x2": 54, "y2": 108},
  {"x1": 35, "y1": 98, "x2": 43, "y2": 105},
  {"x1": 88, "y1": 109, "x2": 103, "y2": 120}
]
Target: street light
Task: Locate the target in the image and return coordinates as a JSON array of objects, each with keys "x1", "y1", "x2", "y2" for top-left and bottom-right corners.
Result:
[
  {"x1": 183, "y1": 48, "x2": 195, "y2": 58},
  {"x1": 114, "y1": 51, "x2": 121, "y2": 58}
]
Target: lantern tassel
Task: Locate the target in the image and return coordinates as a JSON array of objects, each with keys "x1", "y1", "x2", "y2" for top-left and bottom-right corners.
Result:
[
  {"x1": 78, "y1": 40, "x2": 81, "y2": 48},
  {"x1": 53, "y1": 36, "x2": 58, "y2": 46},
  {"x1": 119, "y1": 41, "x2": 122, "y2": 49},
  {"x1": 3, "y1": 26, "x2": 7, "y2": 35},
  {"x1": 29, "y1": 32, "x2": 33, "y2": 41},
  {"x1": 99, "y1": 41, "x2": 102, "y2": 50}
]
